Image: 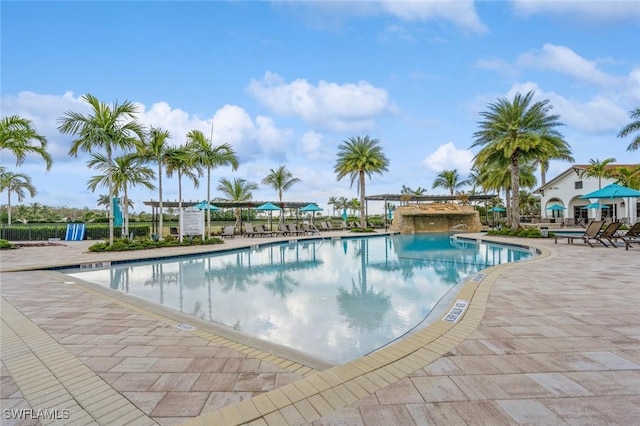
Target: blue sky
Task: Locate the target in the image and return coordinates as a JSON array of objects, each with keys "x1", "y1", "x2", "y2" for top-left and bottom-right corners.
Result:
[{"x1": 2, "y1": 1, "x2": 639, "y2": 215}]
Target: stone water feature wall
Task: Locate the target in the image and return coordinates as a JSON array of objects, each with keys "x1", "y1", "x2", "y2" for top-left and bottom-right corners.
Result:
[{"x1": 389, "y1": 203, "x2": 482, "y2": 234}]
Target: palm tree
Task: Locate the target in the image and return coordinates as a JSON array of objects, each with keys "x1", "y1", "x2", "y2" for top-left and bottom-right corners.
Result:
[
  {"x1": 165, "y1": 147, "x2": 201, "y2": 242},
  {"x1": 618, "y1": 106, "x2": 640, "y2": 151},
  {"x1": 87, "y1": 153, "x2": 155, "y2": 237},
  {"x1": 29, "y1": 202, "x2": 42, "y2": 221},
  {"x1": 475, "y1": 159, "x2": 537, "y2": 224},
  {"x1": 0, "y1": 115, "x2": 52, "y2": 171},
  {"x1": 432, "y1": 169, "x2": 471, "y2": 196},
  {"x1": 471, "y1": 91, "x2": 570, "y2": 229},
  {"x1": 580, "y1": 157, "x2": 616, "y2": 189},
  {"x1": 15, "y1": 205, "x2": 29, "y2": 223},
  {"x1": 97, "y1": 194, "x2": 110, "y2": 212},
  {"x1": 327, "y1": 196, "x2": 338, "y2": 217},
  {"x1": 139, "y1": 127, "x2": 172, "y2": 240},
  {"x1": 216, "y1": 178, "x2": 258, "y2": 227},
  {"x1": 348, "y1": 198, "x2": 361, "y2": 217},
  {"x1": 533, "y1": 142, "x2": 574, "y2": 187},
  {"x1": 519, "y1": 190, "x2": 540, "y2": 217},
  {"x1": 609, "y1": 165, "x2": 640, "y2": 190},
  {"x1": 0, "y1": 171, "x2": 37, "y2": 224},
  {"x1": 187, "y1": 129, "x2": 239, "y2": 236},
  {"x1": 261, "y1": 166, "x2": 301, "y2": 223},
  {"x1": 334, "y1": 136, "x2": 390, "y2": 228},
  {"x1": 57, "y1": 94, "x2": 145, "y2": 245}
]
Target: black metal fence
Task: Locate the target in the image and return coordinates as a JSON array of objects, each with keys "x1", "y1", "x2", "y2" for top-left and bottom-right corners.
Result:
[{"x1": 0, "y1": 223, "x2": 153, "y2": 241}]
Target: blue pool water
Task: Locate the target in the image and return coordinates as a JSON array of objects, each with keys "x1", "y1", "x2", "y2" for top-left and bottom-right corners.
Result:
[{"x1": 64, "y1": 234, "x2": 533, "y2": 364}]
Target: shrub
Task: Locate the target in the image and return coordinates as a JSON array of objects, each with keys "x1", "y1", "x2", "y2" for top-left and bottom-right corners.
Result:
[
  {"x1": 88, "y1": 236, "x2": 224, "y2": 252},
  {"x1": 350, "y1": 227, "x2": 375, "y2": 233},
  {"x1": 0, "y1": 239, "x2": 13, "y2": 249},
  {"x1": 487, "y1": 227, "x2": 545, "y2": 238}
]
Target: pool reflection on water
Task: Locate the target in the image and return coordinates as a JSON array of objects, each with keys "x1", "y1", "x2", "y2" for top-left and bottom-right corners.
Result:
[{"x1": 65, "y1": 234, "x2": 532, "y2": 364}]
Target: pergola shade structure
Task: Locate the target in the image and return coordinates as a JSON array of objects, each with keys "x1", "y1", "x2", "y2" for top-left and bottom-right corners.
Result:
[{"x1": 143, "y1": 200, "x2": 319, "y2": 234}]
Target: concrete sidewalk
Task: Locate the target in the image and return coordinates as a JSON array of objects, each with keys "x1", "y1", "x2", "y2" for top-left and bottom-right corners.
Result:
[{"x1": 1, "y1": 234, "x2": 639, "y2": 425}]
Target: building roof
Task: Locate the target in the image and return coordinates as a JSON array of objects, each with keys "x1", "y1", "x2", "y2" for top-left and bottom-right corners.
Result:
[{"x1": 533, "y1": 164, "x2": 639, "y2": 194}]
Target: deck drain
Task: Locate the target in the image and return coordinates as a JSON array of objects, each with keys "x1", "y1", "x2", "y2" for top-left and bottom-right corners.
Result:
[
  {"x1": 442, "y1": 299, "x2": 469, "y2": 323},
  {"x1": 173, "y1": 323, "x2": 196, "y2": 331}
]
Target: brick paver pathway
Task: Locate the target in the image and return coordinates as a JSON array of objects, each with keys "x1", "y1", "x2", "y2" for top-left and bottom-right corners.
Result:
[{"x1": 1, "y1": 234, "x2": 639, "y2": 425}]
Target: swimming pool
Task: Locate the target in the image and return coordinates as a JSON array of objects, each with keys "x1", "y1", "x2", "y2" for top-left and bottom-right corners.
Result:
[{"x1": 63, "y1": 234, "x2": 533, "y2": 364}]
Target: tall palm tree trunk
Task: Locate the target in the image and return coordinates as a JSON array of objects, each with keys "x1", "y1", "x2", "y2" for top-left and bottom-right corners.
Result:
[
  {"x1": 178, "y1": 171, "x2": 183, "y2": 243},
  {"x1": 108, "y1": 151, "x2": 114, "y2": 245},
  {"x1": 124, "y1": 188, "x2": 130, "y2": 238},
  {"x1": 7, "y1": 189, "x2": 12, "y2": 225},
  {"x1": 510, "y1": 153, "x2": 521, "y2": 229},
  {"x1": 158, "y1": 164, "x2": 164, "y2": 240},
  {"x1": 206, "y1": 167, "x2": 212, "y2": 238},
  {"x1": 359, "y1": 171, "x2": 366, "y2": 228}
]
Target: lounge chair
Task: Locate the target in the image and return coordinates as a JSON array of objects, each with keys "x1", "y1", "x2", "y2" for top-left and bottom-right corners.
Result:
[
  {"x1": 621, "y1": 222, "x2": 640, "y2": 250},
  {"x1": 326, "y1": 221, "x2": 338, "y2": 231},
  {"x1": 251, "y1": 225, "x2": 264, "y2": 237},
  {"x1": 169, "y1": 226, "x2": 180, "y2": 238},
  {"x1": 287, "y1": 223, "x2": 304, "y2": 235},
  {"x1": 222, "y1": 226, "x2": 235, "y2": 238},
  {"x1": 301, "y1": 223, "x2": 319, "y2": 235},
  {"x1": 595, "y1": 222, "x2": 623, "y2": 247},
  {"x1": 554, "y1": 220, "x2": 603, "y2": 246},
  {"x1": 244, "y1": 223, "x2": 256, "y2": 238},
  {"x1": 276, "y1": 223, "x2": 289, "y2": 236},
  {"x1": 318, "y1": 222, "x2": 330, "y2": 232}
]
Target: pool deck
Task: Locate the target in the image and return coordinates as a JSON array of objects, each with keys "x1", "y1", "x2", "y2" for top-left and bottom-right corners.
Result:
[{"x1": 1, "y1": 232, "x2": 639, "y2": 425}]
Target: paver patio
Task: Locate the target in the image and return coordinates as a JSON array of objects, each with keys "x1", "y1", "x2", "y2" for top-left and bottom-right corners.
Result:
[{"x1": 1, "y1": 232, "x2": 638, "y2": 425}]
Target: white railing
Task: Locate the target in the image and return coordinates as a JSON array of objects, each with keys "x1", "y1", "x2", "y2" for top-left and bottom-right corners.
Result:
[{"x1": 449, "y1": 223, "x2": 467, "y2": 234}]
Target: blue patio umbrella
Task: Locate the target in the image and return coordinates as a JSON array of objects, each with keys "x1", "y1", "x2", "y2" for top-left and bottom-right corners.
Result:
[
  {"x1": 255, "y1": 202, "x2": 282, "y2": 211},
  {"x1": 546, "y1": 204, "x2": 567, "y2": 211},
  {"x1": 581, "y1": 202, "x2": 606, "y2": 209},
  {"x1": 341, "y1": 208, "x2": 348, "y2": 222},
  {"x1": 299, "y1": 203, "x2": 323, "y2": 212},
  {"x1": 300, "y1": 203, "x2": 323, "y2": 223},
  {"x1": 489, "y1": 207, "x2": 506, "y2": 212},
  {"x1": 194, "y1": 200, "x2": 220, "y2": 211},
  {"x1": 546, "y1": 204, "x2": 566, "y2": 219},
  {"x1": 112, "y1": 197, "x2": 123, "y2": 227},
  {"x1": 581, "y1": 183, "x2": 640, "y2": 199},
  {"x1": 255, "y1": 202, "x2": 281, "y2": 229},
  {"x1": 581, "y1": 183, "x2": 640, "y2": 221}
]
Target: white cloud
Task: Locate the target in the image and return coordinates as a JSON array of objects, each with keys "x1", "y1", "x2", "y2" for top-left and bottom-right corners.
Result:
[
  {"x1": 212, "y1": 106, "x2": 292, "y2": 161},
  {"x1": 138, "y1": 101, "x2": 209, "y2": 146},
  {"x1": 299, "y1": 130, "x2": 332, "y2": 161},
  {"x1": 378, "y1": 0, "x2": 486, "y2": 33},
  {"x1": 517, "y1": 44, "x2": 619, "y2": 87},
  {"x1": 246, "y1": 71, "x2": 394, "y2": 132},
  {"x1": 475, "y1": 58, "x2": 518, "y2": 77},
  {"x1": 422, "y1": 143, "x2": 474, "y2": 175},
  {"x1": 1, "y1": 92, "x2": 293, "y2": 166},
  {"x1": 0, "y1": 91, "x2": 87, "y2": 163},
  {"x1": 506, "y1": 82, "x2": 630, "y2": 133},
  {"x1": 378, "y1": 24, "x2": 416, "y2": 42},
  {"x1": 510, "y1": 0, "x2": 640, "y2": 22},
  {"x1": 276, "y1": 0, "x2": 486, "y2": 33}
]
